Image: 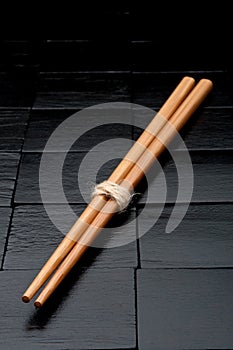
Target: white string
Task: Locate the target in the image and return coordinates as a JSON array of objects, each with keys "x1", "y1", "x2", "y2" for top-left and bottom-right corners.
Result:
[{"x1": 91, "y1": 180, "x2": 133, "y2": 211}]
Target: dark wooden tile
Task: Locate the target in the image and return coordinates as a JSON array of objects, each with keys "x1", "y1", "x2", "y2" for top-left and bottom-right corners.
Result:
[
  {"x1": 15, "y1": 150, "x2": 233, "y2": 205},
  {"x1": 40, "y1": 39, "x2": 131, "y2": 72},
  {"x1": 1, "y1": 39, "x2": 42, "y2": 72},
  {"x1": 137, "y1": 269, "x2": 233, "y2": 350},
  {"x1": 0, "y1": 268, "x2": 136, "y2": 349},
  {"x1": 133, "y1": 107, "x2": 233, "y2": 150},
  {"x1": 138, "y1": 203, "x2": 233, "y2": 268},
  {"x1": 0, "y1": 207, "x2": 11, "y2": 264},
  {"x1": 4, "y1": 205, "x2": 137, "y2": 269},
  {"x1": 23, "y1": 109, "x2": 73, "y2": 152},
  {"x1": 130, "y1": 7, "x2": 231, "y2": 71},
  {"x1": 0, "y1": 72, "x2": 36, "y2": 108},
  {"x1": 136, "y1": 150, "x2": 233, "y2": 204},
  {"x1": 23, "y1": 109, "x2": 133, "y2": 152},
  {"x1": 36, "y1": 9, "x2": 130, "y2": 43},
  {"x1": 0, "y1": 109, "x2": 29, "y2": 152},
  {"x1": 132, "y1": 71, "x2": 232, "y2": 108},
  {"x1": 33, "y1": 72, "x2": 131, "y2": 109},
  {"x1": 15, "y1": 152, "x2": 132, "y2": 204},
  {"x1": 0, "y1": 139, "x2": 23, "y2": 152},
  {"x1": 0, "y1": 109, "x2": 29, "y2": 138},
  {"x1": 0, "y1": 153, "x2": 20, "y2": 206},
  {"x1": 131, "y1": 40, "x2": 230, "y2": 71}
]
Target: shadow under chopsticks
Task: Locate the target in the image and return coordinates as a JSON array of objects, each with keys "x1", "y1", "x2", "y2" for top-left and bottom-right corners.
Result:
[{"x1": 25, "y1": 247, "x2": 101, "y2": 330}]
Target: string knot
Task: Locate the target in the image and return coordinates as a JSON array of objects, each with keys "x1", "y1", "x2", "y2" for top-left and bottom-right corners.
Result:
[{"x1": 91, "y1": 180, "x2": 133, "y2": 211}]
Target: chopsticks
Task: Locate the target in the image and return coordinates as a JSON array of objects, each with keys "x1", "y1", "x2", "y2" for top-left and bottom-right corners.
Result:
[
  {"x1": 22, "y1": 77, "x2": 213, "y2": 307},
  {"x1": 22, "y1": 76, "x2": 194, "y2": 303}
]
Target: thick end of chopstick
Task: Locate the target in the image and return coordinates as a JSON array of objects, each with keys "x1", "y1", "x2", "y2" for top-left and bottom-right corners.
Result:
[
  {"x1": 158, "y1": 76, "x2": 195, "y2": 118},
  {"x1": 200, "y1": 78, "x2": 213, "y2": 91}
]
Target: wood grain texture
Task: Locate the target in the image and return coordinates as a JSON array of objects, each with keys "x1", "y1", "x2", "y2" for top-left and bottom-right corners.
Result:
[
  {"x1": 0, "y1": 109, "x2": 29, "y2": 138},
  {"x1": 23, "y1": 109, "x2": 133, "y2": 152},
  {"x1": 137, "y1": 269, "x2": 233, "y2": 350},
  {"x1": 15, "y1": 153, "x2": 126, "y2": 204},
  {"x1": 138, "y1": 203, "x2": 233, "y2": 267},
  {"x1": 4, "y1": 205, "x2": 137, "y2": 269},
  {"x1": 15, "y1": 149, "x2": 233, "y2": 205},
  {"x1": 0, "y1": 207, "x2": 11, "y2": 264},
  {"x1": 0, "y1": 153, "x2": 20, "y2": 205},
  {"x1": 0, "y1": 268, "x2": 136, "y2": 350},
  {"x1": 0, "y1": 139, "x2": 23, "y2": 152},
  {"x1": 33, "y1": 72, "x2": 131, "y2": 109},
  {"x1": 0, "y1": 109, "x2": 29, "y2": 151}
]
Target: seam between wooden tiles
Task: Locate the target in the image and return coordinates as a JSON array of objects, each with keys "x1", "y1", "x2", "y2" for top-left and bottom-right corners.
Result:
[
  {"x1": 135, "y1": 199, "x2": 233, "y2": 271},
  {"x1": 1, "y1": 105, "x2": 33, "y2": 270},
  {"x1": 137, "y1": 267, "x2": 233, "y2": 270},
  {"x1": 0, "y1": 107, "x2": 31, "y2": 111},
  {"x1": 4, "y1": 266, "x2": 138, "y2": 271},
  {"x1": 39, "y1": 70, "x2": 132, "y2": 75},
  {"x1": 134, "y1": 268, "x2": 140, "y2": 350},
  {"x1": 131, "y1": 70, "x2": 229, "y2": 74},
  {"x1": 135, "y1": 206, "x2": 141, "y2": 270},
  {"x1": 0, "y1": 206, "x2": 14, "y2": 270},
  {"x1": 31, "y1": 105, "x2": 233, "y2": 111},
  {"x1": 28, "y1": 105, "x2": 232, "y2": 113},
  {"x1": 135, "y1": 209, "x2": 141, "y2": 349},
  {"x1": 11, "y1": 201, "x2": 233, "y2": 208},
  {"x1": 136, "y1": 201, "x2": 233, "y2": 209},
  {"x1": 204, "y1": 105, "x2": 233, "y2": 109},
  {"x1": 20, "y1": 148, "x2": 233, "y2": 155}
]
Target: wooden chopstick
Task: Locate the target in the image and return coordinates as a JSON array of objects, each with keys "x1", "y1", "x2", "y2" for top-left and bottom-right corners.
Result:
[
  {"x1": 33, "y1": 78, "x2": 213, "y2": 308},
  {"x1": 22, "y1": 76, "x2": 195, "y2": 303}
]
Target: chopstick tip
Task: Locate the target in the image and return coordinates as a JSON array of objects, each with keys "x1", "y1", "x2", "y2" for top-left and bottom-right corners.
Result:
[
  {"x1": 183, "y1": 76, "x2": 195, "y2": 83},
  {"x1": 199, "y1": 78, "x2": 214, "y2": 89}
]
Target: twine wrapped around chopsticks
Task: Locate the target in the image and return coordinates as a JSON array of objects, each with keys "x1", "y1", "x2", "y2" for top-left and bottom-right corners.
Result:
[
  {"x1": 22, "y1": 77, "x2": 213, "y2": 308},
  {"x1": 91, "y1": 180, "x2": 133, "y2": 212}
]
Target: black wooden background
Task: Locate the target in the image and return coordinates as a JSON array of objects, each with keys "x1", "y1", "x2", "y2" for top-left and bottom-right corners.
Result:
[{"x1": 0, "y1": 8, "x2": 232, "y2": 350}]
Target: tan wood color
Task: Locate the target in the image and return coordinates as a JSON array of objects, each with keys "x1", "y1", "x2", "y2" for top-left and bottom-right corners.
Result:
[{"x1": 33, "y1": 79, "x2": 213, "y2": 308}]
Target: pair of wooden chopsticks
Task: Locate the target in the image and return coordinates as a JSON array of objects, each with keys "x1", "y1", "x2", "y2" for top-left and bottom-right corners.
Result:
[{"x1": 22, "y1": 76, "x2": 213, "y2": 308}]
